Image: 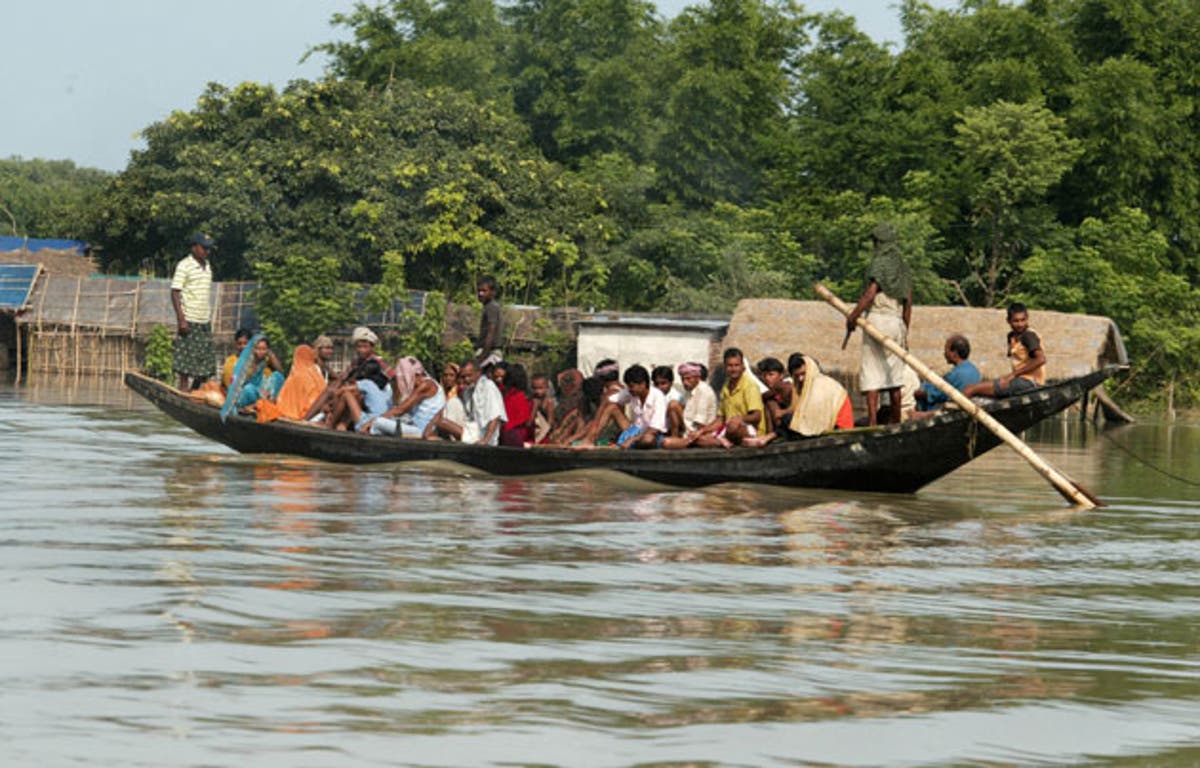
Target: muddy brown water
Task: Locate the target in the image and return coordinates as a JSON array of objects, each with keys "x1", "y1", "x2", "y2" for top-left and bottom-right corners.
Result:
[{"x1": 2, "y1": 379, "x2": 1197, "y2": 766}]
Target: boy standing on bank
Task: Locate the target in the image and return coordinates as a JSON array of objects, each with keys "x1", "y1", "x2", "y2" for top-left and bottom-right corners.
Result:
[{"x1": 474, "y1": 275, "x2": 504, "y2": 367}]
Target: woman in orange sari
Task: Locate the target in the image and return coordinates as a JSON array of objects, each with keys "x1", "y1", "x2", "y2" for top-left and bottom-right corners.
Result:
[{"x1": 257, "y1": 345, "x2": 328, "y2": 423}]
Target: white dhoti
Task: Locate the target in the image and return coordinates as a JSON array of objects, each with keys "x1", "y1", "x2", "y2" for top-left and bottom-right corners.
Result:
[{"x1": 859, "y1": 309, "x2": 907, "y2": 392}]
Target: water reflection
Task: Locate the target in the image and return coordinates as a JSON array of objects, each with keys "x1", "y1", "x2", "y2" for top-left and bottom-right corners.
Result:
[{"x1": 2, "y1": 386, "x2": 1198, "y2": 766}]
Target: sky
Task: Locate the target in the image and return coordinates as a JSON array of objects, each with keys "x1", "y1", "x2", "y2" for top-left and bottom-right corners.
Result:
[{"x1": 0, "y1": 0, "x2": 955, "y2": 173}]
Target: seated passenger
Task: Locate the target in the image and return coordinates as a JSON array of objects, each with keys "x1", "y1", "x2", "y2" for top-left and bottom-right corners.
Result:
[
  {"x1": 651, "y1": 365, "x2": 686, "y2": 437},
  {"x1": 320, "y1": 326, "x2": 394, "y2": 429},
  {"x1": 540, "y1": 369, "x2": 585, "y2": 445},
  {"x1": 530, "y1": 373, "x2": 556, "y2": 443},
  {"x1": 546, "y1": 374, "x2": 605, "y2": 446},
  {"x1": 424, "y1": 366, "x2": 470, "y2": 440},
  {"x1": 440, "y1": 362, "x2": 461, "y2": 400},
  {"x1": 425, "y1": 360, "x2": 507, "y2": 445},
  {"x1": 574, "y1": 360, "x2": 624, "y2": 446},
  {"x1": 963, "y1": 303, "x2": 1045, "y2": 399},
  {"x1": 756, "y1": 356, "x2": 794, "y2": 435},
  {"x1": 785, "y1": 353, "x2": 854, "y2": 438},
  {"x1": 313, "y1": 335, "x2": 336, "y2": 382},
  {"x1": 233, "y1": 335, "x2": 285, "y2": 410},
  {"x1": 913, "y1": 334, "x2": 981, "y2": 415},
  {"x1": 256, "y1": 344, "x2": 327, "y2": 423},
  {"x1": 578, "y1": 365, "x2": 667, "y2": 450},
  {"x1": 495, "y1": 361, "x2": 534, "y2": 447},
  {"x1": 679, "y1": 363, "x2": 717, "y2": 434},
  {"x1": 691, "y1": 348, "x2": 764, "y2": 448},
  {"x1": 366, "y1": 356, "x2": 446, "y2": 437},
  {"x1": 222, "y1": 327, "x2": 252, "y2": 391}
]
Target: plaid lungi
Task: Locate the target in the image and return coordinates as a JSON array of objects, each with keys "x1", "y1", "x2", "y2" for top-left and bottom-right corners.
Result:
[{"x1": 174, "y1": 323, "x2": 216, "y2": 379}]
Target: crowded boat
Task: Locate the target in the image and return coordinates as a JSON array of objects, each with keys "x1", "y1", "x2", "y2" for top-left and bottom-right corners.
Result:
[{"x1": 197, "y1": 301, "x2": 1040, "y2": 452}]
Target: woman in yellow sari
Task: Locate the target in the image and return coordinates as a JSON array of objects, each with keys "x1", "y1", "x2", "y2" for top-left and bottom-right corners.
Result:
[{"x1": 257, "y1": 345, "x2": 327, "y2": 423}]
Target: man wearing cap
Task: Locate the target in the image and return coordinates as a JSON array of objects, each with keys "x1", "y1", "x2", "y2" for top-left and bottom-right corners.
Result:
[{"x1": 171, "y1": 233, "x2": 216, "y2": 390}]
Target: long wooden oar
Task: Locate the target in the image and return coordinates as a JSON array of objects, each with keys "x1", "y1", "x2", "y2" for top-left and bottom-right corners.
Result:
[{"x1": 815, "y1": 283, "x2": 1101, "y2": 509}]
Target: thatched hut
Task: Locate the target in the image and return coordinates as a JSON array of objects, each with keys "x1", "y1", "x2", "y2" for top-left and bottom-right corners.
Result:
[{"x1": 721, "y1": 298, "x2": 1127, "y2": 388}]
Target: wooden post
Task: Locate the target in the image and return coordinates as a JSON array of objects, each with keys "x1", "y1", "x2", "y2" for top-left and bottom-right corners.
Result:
[
  {"x1": 14, "y1": 316, "x2": 22, "y2": 386},
  {"x1": 815, "y1": 283, "x2": 1100, "y2": 509}
]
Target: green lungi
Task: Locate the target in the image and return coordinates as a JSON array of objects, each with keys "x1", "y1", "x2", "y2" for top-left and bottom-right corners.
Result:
[{"x1": 174, "y1": 323, "x2": 216, "y2": 379}]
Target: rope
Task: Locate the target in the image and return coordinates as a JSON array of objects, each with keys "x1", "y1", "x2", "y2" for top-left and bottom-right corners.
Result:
[{"x1": 1098, "y1": 428, "x2": 1200, "y2": 487}]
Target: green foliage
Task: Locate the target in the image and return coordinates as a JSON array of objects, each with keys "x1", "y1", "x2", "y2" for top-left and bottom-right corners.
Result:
[
  {"x1": 89, "y1": 79, "x2": 609, "y2": 308},
  {"x1": 951, "y1": 100, "x2": 1082, "y2": 305},
  {"x1": 144, "y1": 324, "x2": 175, "y2": 381},
  {"x1": 10, "y1": 0, "x2": 1182, "y2": 409},
  {"x1": 0, "y1": 157, "x2": 108, "y2": 239},
  {"x1": 253, "y1": 251, "x2": 355, "y2": 349},
  {"x1": 389, "y1": 291, "x2": 474, "y2": 370},
  {"x1": 1019, "y1": 207, "x2": 1200, "y2": 404},
  {"x1": 653, "y1": 0, "x2": 807, "y2": 204}
]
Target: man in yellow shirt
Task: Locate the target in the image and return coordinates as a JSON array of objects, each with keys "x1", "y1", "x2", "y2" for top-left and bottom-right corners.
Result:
[
  {"x1": 692, "y1": 348, "x2": 764, "y2": 448},
  {"x1": 171, "y1": 233, "x2": 216, "y2": 390}
]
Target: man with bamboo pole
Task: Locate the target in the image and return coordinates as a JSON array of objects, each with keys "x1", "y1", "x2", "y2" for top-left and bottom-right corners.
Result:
[{"x1": 844, "y1": 222, "x2": 913, "y2": 425}]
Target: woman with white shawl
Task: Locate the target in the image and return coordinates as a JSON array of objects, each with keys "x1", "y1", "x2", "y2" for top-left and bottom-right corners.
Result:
[{"x1": 785, "y1": 353, "x2": 855, "y2": 438}]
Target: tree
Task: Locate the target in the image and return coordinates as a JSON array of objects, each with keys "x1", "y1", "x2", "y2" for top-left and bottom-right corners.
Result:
[
  {"x1": 1020, "y1": 207, "x2": 1200, "y2": 403},
  {"x1": 950, "y1": 99, "x2": 1081, "y2": 306},
  {"x1": 314, "y1": 0, "x2": 513, "y2": 104},
  {"x1": 88, "y1": 79, "x2": 610, "y2": 307},
  {"x1": 253, "y1": 250, "x2": 355, "y2": 348},
  {"x1": 0, "y1": 157, "x2": 108, "y2": 239},
  {"x1": 506, "y1": 0, "x2": 666, "y2": 165},
  {"x1": 653, "y1": 0, "x2": 806, "y2": 205}
]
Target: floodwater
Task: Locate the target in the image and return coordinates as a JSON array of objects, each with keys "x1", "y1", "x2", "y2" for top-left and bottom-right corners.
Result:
[{"x1": 2, "y1": 379, "x2": 1198, "y2": 767}]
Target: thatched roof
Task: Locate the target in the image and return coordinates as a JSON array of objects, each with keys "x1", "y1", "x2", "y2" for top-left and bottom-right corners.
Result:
[
  {"x1": 0, "y1": 249, "x2": 97, "y2": 278},
  {"x1": 722, "y1": 299, "x2": 1127, "y2": 383}
]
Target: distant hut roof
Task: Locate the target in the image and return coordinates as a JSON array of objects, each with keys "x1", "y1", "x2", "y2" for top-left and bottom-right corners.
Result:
[
  {"x1": 722, "y1": 299, "x2": 1127, "y2": 383},
  {"x1": 0, "y1": 236, "x2": 86, "y2": 255}
]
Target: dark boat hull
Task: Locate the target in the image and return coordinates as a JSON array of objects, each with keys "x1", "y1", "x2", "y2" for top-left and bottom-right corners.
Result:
[{"x1": 124, "y1": 368, "x2": 1116, "y2": 492}]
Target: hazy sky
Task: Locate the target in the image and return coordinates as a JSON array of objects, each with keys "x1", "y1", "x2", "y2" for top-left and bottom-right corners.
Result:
[{"x1": 1, "y1": 0, "x2": 953, "y2": 172}]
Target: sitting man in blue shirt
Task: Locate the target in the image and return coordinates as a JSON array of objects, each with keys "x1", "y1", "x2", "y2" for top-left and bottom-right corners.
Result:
[{"x1": 914, "y1": 334, "x2": 981, "y2": 413}]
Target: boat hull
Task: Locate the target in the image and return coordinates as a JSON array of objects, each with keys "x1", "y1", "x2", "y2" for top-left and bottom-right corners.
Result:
[{"x1": 124, "y1": 369, "x2": 1115, "y2": 492}]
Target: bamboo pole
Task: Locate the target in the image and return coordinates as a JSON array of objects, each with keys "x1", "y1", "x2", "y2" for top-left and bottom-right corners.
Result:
[{"x1": 815, "y1": 283, "x2": 1100, "y2": 509}]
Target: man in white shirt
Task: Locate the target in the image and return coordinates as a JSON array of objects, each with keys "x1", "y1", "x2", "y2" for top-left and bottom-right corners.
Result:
[
  {"x1": 463, "y1": 361, "x2": 508, "y2": 446},
  {"x1": 612, "y1": 364, "x2": 668, "y2": 449}
]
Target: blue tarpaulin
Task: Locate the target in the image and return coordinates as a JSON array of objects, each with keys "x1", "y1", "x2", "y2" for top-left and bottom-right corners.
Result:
[
  {"x1": 0, "y1": 264, "x2": 40, "y2": 310},
  {"x1": 0, "y1": 236, "x2": 86, "y2": 254}
]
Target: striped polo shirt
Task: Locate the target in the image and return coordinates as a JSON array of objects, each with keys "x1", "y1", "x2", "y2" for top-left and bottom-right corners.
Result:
[{"x1": 170, "y1": 254, "x2": 213, "y2": 323}]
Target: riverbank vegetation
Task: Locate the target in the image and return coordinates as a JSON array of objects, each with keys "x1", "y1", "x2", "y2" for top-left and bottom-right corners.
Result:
[{"x1": 5, "y1": 0, "x2": 1197, "y2": 409}]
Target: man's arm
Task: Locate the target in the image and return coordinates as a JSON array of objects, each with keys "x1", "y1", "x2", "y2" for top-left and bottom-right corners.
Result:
[
  {"x1": 743, "y1": 409, "x2": 763, "y2": 428},
  {"x1": 903, "y1": 288, "x2": 913, "y2": 329},
  {"x1": 1006, "y1": 348, "x2": 1046, "y2": 382},
  {"x1": 844, "y1": 280, "x2": 879, "y2": 334},
  {"x1": 479, "y1": 416, "x2": 502, "y2": 445},
  {"x1": 170, "y1": 288, "x2": 187, "y2": 334},
  {"x1": 384, "y1": 379, "x2": 435, "y2": 418}
]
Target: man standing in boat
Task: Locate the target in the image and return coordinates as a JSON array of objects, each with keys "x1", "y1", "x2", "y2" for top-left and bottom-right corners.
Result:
[
  {"x1": 844, "y1": 222, "x2": 913, "y2": 426},
  {"x1": 170, "y1": 233, "x2": 217, "y2": 391}
]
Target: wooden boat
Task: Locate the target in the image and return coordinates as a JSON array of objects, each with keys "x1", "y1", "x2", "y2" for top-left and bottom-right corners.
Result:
[{"x1": 124, "y1": 368, "x2": 1117, "y2": 492}]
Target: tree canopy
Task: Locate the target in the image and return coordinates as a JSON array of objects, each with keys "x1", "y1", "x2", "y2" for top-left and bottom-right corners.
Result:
[{"x1": 63, "y1": 0, "x2": 1200, "y2": 406}]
